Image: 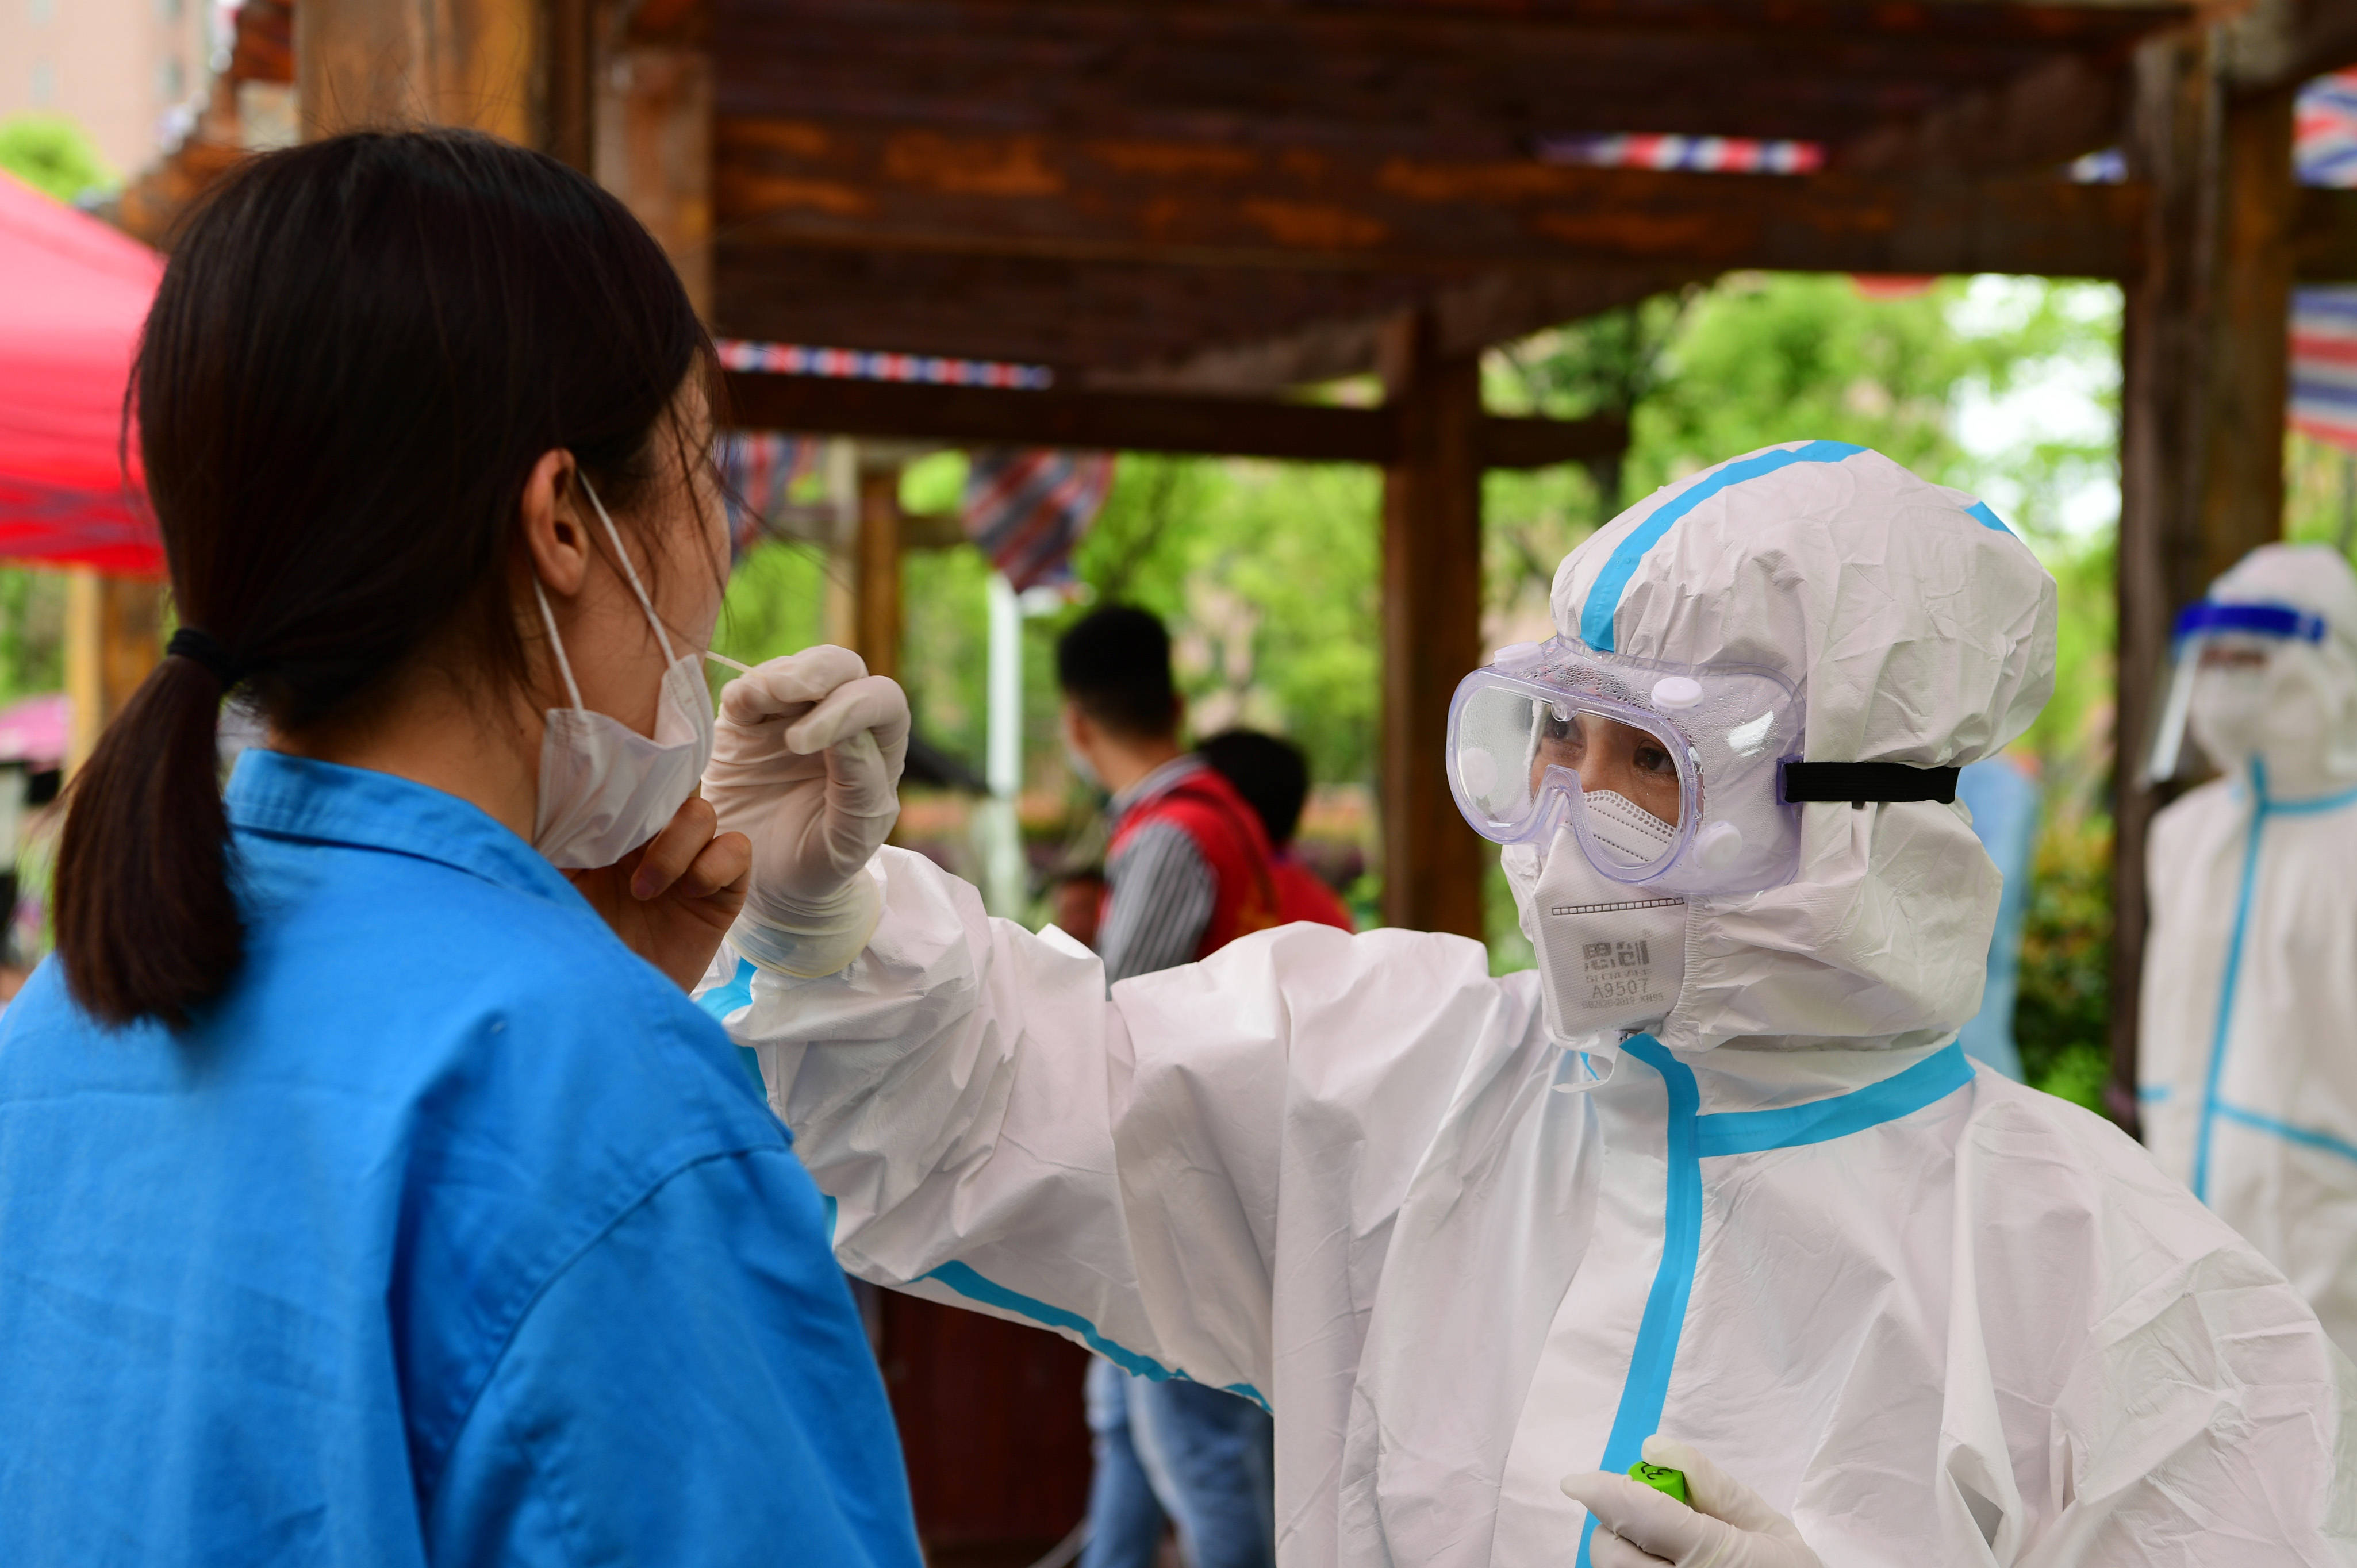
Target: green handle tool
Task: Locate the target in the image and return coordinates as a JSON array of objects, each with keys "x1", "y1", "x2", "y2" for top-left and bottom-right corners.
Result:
[{"x1": 1627, "y1": 1459, "x2": 1690, "y2": 1506}]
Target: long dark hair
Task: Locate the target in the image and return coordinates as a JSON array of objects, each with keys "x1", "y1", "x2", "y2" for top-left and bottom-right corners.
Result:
[{"x1": 57, "y1": 130, "x2": 708, "y2": 1029}]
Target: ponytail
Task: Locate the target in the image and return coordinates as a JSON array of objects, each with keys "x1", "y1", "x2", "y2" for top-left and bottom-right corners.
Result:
[{"x1": 55, "y1": 652, "x2": 243, "y2": 1028}]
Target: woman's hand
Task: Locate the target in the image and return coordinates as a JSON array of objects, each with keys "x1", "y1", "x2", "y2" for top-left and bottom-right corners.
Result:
[{"x1": 567, "y1": 795, "x2": 752, "y2": 991}]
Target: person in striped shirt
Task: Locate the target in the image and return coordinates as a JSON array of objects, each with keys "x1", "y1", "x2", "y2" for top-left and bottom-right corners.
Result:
[{"x1": 1058, "y1": 606, "x2": 1281, "y2": 1568}]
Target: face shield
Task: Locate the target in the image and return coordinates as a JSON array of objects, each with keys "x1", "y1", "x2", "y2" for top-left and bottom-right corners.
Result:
[
  {"x1": 2144, "y1": 600, "x2": 2329, "y2": 785},
  {"x1": 1448, "y1": 639, "x2": 1807, "y2": 896}
]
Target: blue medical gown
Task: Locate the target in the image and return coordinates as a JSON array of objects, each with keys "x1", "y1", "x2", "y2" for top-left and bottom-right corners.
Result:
[
  {"x1": 0, "y1": 751, "x2": 920, "y2": 1568},
  {"x1": 1955, "y1": 755, "x2": 2041, "y2": 1082}
]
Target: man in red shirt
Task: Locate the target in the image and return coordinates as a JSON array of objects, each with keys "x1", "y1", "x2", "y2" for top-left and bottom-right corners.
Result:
[
  {"x1": 1196, "y1": 729, "x2": 1356, "y2": 933},
  {"x1": 1057, "y1": 606, "x2": 1279, "y2": 1568}
]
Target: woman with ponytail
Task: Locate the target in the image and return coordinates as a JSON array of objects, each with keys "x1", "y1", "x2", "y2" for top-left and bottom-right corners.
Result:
[{"x1": 0, "y1": 132, "x2": 920, "y2": 1567}]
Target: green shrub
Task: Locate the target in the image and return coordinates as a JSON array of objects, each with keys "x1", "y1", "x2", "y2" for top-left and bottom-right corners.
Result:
[{"x1": 2014, "y1": 810, "x2": 2113, "y2": 1113}]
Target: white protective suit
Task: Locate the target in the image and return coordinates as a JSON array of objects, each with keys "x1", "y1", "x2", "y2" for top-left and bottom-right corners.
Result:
[
  {"x1": 711, "y1": 443, "x2": 2357, "y2": 1565},
  {"x1": 2141, "y1": 543, "x2": 2357, "y2": 1361}
]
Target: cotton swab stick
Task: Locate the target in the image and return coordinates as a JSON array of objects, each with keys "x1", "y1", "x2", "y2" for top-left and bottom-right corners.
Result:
[{"x1": 704, "y1": 650, "x2": 754, "y2": 674}]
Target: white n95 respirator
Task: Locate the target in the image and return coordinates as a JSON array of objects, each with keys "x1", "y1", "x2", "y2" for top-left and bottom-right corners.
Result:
[{"x1": 1504, "y1": 828, "x2": 1688, "y2": 1048}]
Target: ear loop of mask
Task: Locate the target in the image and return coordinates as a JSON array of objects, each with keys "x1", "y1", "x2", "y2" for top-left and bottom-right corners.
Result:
[{"x1": 530, "y1": 470, "x2": 683, "y2": 710}]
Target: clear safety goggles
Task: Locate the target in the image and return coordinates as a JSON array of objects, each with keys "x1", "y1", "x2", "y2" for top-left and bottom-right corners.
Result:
[
  {"x1": 1449, "y1": 638, "x2": 1970, "y2": 897},
  {"x1": 2143, "y1": 599, "x2": 2327, "y2": 784},
  {"x1": 1447, "y1": 639, "x2": 1808, "y2": 896}
]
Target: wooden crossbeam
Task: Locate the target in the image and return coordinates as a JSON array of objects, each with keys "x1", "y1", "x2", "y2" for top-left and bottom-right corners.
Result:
[
  {"x1": 720, "y1": 371, "x2": 1627, "y2": 468},
  {"x1": 714, "y1": 117, "x2": 2152, "y2": 278},
  {"x1": 712, "y1": 247, "x2": 1441, "y2": 372},
  {"x1": 1082, "y1": 265, "x2": 1700, "y2": 395},
  {"x1": 716, "y1": 1, "x2": 2190, "y2": 152},
  {"x1": 1837, "y1": 51, "x2": 2128, "y2": 175},
  {"x1": 2223, "y1": 0, "x2": 2357, "y2": 94}
]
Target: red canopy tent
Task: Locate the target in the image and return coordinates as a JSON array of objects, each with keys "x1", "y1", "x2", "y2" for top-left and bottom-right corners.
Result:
[{"x1": 0, "y1": 171, "x2": 164, "y2": 577}]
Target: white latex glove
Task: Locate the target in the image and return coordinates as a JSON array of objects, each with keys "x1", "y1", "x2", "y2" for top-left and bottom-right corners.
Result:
[
  {"x1": 1559, "y1": 1436, "x2": 1822, "y2": 1568},
  {"x1": 701, "y1": 646, "x2": 910, "y2": 978}
]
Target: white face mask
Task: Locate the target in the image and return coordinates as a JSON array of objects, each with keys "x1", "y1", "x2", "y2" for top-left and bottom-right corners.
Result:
[
  {"x1": 1504, "y1": 819, "x2": 1688, "y2": 1062},
  {"x1": 531, "y1": 475, "x2": 717, "y2": 870}
]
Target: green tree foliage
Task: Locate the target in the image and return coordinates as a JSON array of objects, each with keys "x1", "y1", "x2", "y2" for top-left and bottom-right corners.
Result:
[
  {"x1": 0, "y1": 114, "x2": 114, "y2": 203},
  {"x1": 2014, "y1": 812, "x2": 2114, "y2": 1112}
]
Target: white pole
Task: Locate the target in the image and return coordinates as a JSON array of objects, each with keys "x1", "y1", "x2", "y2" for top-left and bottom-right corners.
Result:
[
  {"x1": 977, "y1": 571, "x2": 1026, "y2": 915},
  {"x1": 987, "y1": 571, "x2": 1022, "y2": 799}
]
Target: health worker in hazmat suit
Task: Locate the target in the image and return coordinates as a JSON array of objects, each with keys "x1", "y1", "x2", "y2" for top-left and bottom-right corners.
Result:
[
  {"x1": 701, "y1": 443, "x2": 2357, "y2": 1566},
  {"x1": 2140, "y1": 541, "x2": 2357, "y2": 1361}
]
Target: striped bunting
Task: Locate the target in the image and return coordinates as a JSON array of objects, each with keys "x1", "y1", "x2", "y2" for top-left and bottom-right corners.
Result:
[
  {"x1": 716, "y1": 433, "x2": 821, "y2": 559},
  {"x1": 2295, "y1": 72, "x2": 2357, "y2": 452},
  {"x1": 961, "y1": 449, "x2": 1116, "y2": 591}
]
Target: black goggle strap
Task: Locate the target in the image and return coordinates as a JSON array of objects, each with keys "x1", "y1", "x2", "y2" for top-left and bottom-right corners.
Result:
[{"x1": 1779, "y1": 762, "x2": 1961, "y2": 810}]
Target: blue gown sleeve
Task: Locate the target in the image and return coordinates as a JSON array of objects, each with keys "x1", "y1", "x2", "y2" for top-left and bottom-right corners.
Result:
[{"x1": 422, "y1": 1146, "x2": 922, "y2": 1568}]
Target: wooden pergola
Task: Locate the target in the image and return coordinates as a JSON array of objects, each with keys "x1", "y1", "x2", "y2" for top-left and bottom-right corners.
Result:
[
  {"x1": 83, "y1": 3, "x2": 2310, "y2": 1555},
  {"x1": 290, "y1": 0, "x2": 2357, "y2": 1129}
]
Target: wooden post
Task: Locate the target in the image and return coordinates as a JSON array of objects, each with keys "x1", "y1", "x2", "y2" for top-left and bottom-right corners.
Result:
[
  {"x1": 63, "y1": 571, "x2": 166, "y2": 775},
  {"x1": 1378, "y1": 310, "x2": 1486, "y2": 937},
  {"x1": 592, "y1": 22, "x2": 711, "y2": 316},
  {"x1": 540, "y1": 0, "x2": 596, "y2": 173},
  {"x1": 855, "y1": 459, "x2": 903, "y2": 683},
  {"x1": 297, "y1": 0, "x2": 596, "y2": 164},
  {"x1": 2112, "y1": 37, "x2": 2291, "y2": 1131}
]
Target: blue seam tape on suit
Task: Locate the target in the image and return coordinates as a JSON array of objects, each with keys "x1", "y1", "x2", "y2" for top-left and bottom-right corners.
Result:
[
  {"x1": 1579, "y1": 1034, "x2": 1703, "y2": 1568},
  {"x1": 1578, "y1": 441, "x2": 1864, "y2": 652},
  {"x1": 695, "y1": 957, "x2": 767, "y2": 1089},
  {"x1": 2182, "y1": 770, "x2": 2357, "y2": 1186},
  {"x1": 697, "y1": 955, "x2": 758, "y2": 1021},
  {"x1": 2212, "y1": 1102, "x2": 2357, "y2": 1165},
  {"x1": 2195, "y1": 763, "x2": 2274, "y2": 1202},
  {"x1": 919, "y1": 1260, "x2": 1273, "y2": 1413},
  {"x1": 1693, "y1": 1044, "x2": 1974, "y2": 1158},
  {"x1": 1576, "y1": 1033, "x2": 1976, "y2": 1568}
]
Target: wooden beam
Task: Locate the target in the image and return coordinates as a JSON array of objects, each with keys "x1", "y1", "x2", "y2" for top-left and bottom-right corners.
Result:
[
  {"x1": 714, "y1": 247, "x2": 1439, "y2": 374},
  {"x1": 2113, "y1": 32, "x2": 2291, "y2": 1136},
  {"x1": 714, "y1": 117, "x2": 2150, "y2": 279},
  {"x1": 2293, "y1": 187, "x2": 2357, "y2": 279},
  {"x1": 1084, "y1": 264, "x2": 1700, "y2": 395},
  {"x1": 855, "y1": 460, "x2": 903, "y2": 683},
  {"x1": 716, "y1": 1, "x2": 2191, "y2": 156},
  {"x1": 63, "y1": 572, "x2": 164, "y2": 775},
  {"x1": 298, "y1": 0, "x2": 539, "y2": 143},
  {"x1": 1837, "y1": 50, "x2": 2129, "y2": 175},
  {"x1": 298, "y1": 0, "x2": 597, "y2": 162},
  {"x1": 2222, "y1": 0, "x2": 2357, "y2": 94},
  {"x1": 597, "y1": 41, "x2": 713, "y2": 315},
  {"x1": 2201, "y1": 83, "x2": 2295, "y2": 581},
  {"x1": 720, "y1": 371, "x2": 1626, "y2": 468},
  {"x1": 1379, "y1": 311, "x2": 1486, "y2": 937},
  {"x1": 539, "y1": 0, "x2": 596, "y2": 173}
]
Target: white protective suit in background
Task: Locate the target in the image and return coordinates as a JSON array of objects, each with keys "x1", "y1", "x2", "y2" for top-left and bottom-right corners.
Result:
[
  {"x1": 2141, "y1": 543, "x2": 2357, "y2": 1361},
  {"x1": 711, "y1": 443, "x2": 2357, "y2": 1566}
]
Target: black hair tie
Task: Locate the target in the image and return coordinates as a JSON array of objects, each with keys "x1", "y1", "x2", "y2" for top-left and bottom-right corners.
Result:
[{"x1": 167, "y1": 627, "x2": 248, "y2": 688}]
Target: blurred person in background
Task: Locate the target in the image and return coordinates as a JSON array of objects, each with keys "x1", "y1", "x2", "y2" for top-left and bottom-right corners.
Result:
[
  {"x1": 0, "y1": 132, "x2": 920, "y2": 1567},
  {"x1": 1196, "y1": 728, "x2": 1354, "y2": 933},
  {"x1": 2140, "y1": 541, "x2": 2357, "y2": 1359},
  {"x1": 1057, "y1": 605, "x2": 1280, "y2": 1568}
]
